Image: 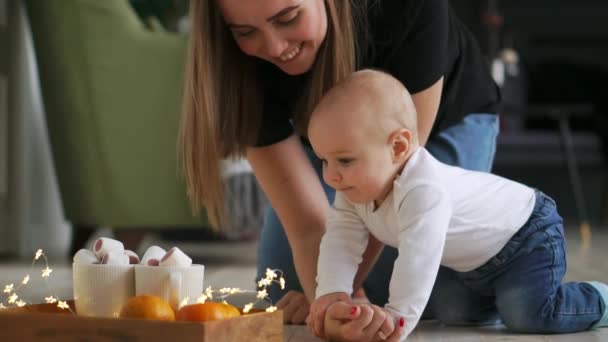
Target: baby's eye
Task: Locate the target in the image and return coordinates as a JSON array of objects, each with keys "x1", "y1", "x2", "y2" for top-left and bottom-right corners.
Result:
[{"x1": 337, "y1": 158, "x2": 354, "y2": 165}]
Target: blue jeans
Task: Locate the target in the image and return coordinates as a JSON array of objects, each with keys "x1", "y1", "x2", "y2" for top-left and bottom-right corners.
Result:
[
  {"x1": 256, "y1": 114, "x2": 500, "y2": 308},
  {"x1": 425, "y1": 190, "x2": 604, "y2": 332}
]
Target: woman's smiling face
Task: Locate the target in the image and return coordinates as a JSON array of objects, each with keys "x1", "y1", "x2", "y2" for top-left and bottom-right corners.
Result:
[{"x1": 217, "y1": 0, "x2": 328, "y2": 75}]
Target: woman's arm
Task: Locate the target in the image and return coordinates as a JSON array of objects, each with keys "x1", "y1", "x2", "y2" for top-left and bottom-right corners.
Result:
[
  {"x1": 411, "y1": 77, "x2": 443, "y2": 146},
  {"x1": 246, "y1": 134, "x2": 330, "y2": 301}
]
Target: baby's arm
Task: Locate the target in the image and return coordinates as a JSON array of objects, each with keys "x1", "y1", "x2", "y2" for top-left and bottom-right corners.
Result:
[
  {"x1": 313, "y1": 193, "x2": 369, "y2": 337},
  {"x1": 386, "y1": 183, "x2": 452, "y2": 339},
  {"x1": 352, "y1": 235, "x2": 385, "y2": 299}
]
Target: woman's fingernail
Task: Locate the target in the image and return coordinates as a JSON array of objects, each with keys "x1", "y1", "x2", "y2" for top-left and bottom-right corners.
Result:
[
  {"x1": 351, "y1": 306, "x2": 358, "y2": 315},
  {"x1": 399, "y1": 317, "x2": 405, "y2": 327}
]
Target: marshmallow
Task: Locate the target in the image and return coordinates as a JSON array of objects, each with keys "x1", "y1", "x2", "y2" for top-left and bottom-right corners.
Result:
[
  {"x1": 124, "y1": 250, "x2": 140, "y2": 264},
  {"x1": 101, "y1": 250, "x2": 130, "y2": 265},
  {"x1": 159, "y1": 247, "x2": 192, "y2": 267},
  {"x1": 94, "y1": 237, "x2": 124, "y2": 259},
  {"x1": 73, "y1": 248, "x2": 99, "y2": 265},
  {"x1": 140, "y1": 246, "x2": 166, "y2": 266},
  {"x1": 147, "y1": 259, "x2": 160, "y2": 266}
]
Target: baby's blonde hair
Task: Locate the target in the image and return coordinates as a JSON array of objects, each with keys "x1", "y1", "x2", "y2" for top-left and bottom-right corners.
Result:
[{"x1": 310, "y1": 69, "x2": 418, "y2": 142}]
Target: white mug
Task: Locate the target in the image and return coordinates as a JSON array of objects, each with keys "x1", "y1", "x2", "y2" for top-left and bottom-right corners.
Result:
[
  {"x1": 134, "y1": 264, "x2": 205, "y2": 311},
  {"x1": 72, "y1": 263, "x2": 135, "y2": 318}
]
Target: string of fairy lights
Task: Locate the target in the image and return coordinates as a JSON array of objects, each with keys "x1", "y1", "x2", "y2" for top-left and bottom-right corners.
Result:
[
  {"x1": 1, "y1": 249, "x2": 71, "y2": 311},
  {"x1": 1, "y1": 249, "x2": 285, "y2": 314}
]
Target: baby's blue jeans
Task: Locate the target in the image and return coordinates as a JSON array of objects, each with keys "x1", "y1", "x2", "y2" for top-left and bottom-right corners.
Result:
[{"x1": 424, "y1": 189, "x2": 605, "y2": 332}]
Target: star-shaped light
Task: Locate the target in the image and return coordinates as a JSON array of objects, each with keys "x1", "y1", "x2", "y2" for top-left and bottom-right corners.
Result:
[
  {"x1": 204, "y1": 286, "x2": 213, "y2": 300},
  {"x1": 21, "y1": 275, "x2": 30, "y2": 285},
  {"x1": 265, "y1": 269, "x2": 277, "y2": 279},
  {"x1": 243, "y1": 303, "x2": 253, "y2": 313},
  {"x1": 179, "y1": 297, "x2": 190, "y2": 308},
  {"x1": 197, "y1": 294, "x2": 207, "y2": 304},
  {"x1": 57, "y1": 301, "x2": 69, "y2": 310},
  {"x1": 266, "y1": 306, "x2": 277, "y2": 312},
  {"x1": 3, "y1": 284, "x2": 14, "y2": 293},
  {"x1": 257, "y1": 289, "x2": 268, "y2": 299},
  {"x1": 45, "y1": 296, "x2": 57, "y2": 304},
  {"x1": 41, "y1": 267, "x2": 52, "y2": 278},
  {"x1": 35, "y1": 249, "x2": 43, "y2": 260},
  {"x1": 258, "y1": 278, "x2": 271, "y2": 287},
  {"x1": 8, "y1": 293, "x2": 18, "y2": 303}
]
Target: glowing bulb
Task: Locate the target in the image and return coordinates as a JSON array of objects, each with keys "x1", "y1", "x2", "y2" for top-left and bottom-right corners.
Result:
[{"x1": 41, "y1": 267, "x2": 52, "y2": 278}]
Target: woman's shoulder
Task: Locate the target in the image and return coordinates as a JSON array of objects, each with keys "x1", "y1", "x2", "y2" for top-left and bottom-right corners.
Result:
[
  {"x1": 364, "y1": 0, "x2": 446, "y2": 58},
  {"x1": 367, "y1": 0, "x2": 443, "y2": 30}
]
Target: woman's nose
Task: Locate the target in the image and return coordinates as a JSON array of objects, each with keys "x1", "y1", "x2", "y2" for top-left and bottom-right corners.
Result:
[{"x1": 264, "y1": 31, "x2": 288, "y2": 58}]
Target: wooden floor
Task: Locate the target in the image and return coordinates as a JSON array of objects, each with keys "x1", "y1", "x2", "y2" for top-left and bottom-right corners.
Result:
[{"x1": 1, "y1": 225, "x2": 607, "y2": 341}]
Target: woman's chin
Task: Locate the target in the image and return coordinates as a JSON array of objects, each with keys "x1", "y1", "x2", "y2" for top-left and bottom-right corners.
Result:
[{"x1": 277, "y1": 60, "x2": 312, "y2": 76}]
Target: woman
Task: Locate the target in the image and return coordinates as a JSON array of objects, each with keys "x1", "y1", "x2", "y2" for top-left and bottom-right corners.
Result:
[{"x1": 179, "y1": 0, "x2": 501, "y2": 333}]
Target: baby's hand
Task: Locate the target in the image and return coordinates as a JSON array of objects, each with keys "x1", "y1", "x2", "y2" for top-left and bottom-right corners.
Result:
[
  {"x1": 308, "y1": 292, "x2": 351, "y2": 338},
  {"x1": 324, "y1": 302, "x2": 405, "y2": 342}
]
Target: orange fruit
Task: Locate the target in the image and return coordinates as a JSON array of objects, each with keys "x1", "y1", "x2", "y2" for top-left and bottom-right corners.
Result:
[
  {"x1": 176, "y1": 302, "x2": 241, "y2": 322},
  {"x1": 119, "y1": 295, "x2": 175, "y2": 321}
]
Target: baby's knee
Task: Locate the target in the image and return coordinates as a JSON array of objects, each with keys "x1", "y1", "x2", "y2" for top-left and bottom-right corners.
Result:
[
  {"x1": 498, "y1": 297, "x2": 555, "y2": 333},
  {"x1": 433, "y1": 299, "x2": 496, "y2": 326},
  {"x1": 435, "y1": 306, "x2": 478, "y2": 325}
]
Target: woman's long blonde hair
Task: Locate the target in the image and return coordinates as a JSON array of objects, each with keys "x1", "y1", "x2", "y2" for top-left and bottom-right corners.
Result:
[{"x1": 179, "y1": 0, "x2": 367, "y2": 229}]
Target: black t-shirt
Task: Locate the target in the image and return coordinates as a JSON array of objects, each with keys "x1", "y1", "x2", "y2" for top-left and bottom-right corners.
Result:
[{"x1": 255, "y1": 0, "x2": 501, "y2": 146}]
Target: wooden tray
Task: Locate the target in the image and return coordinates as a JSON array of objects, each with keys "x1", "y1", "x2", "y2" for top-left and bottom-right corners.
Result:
[{"x1": 0, "y1": 301, "x2": 283, "y2": 341}]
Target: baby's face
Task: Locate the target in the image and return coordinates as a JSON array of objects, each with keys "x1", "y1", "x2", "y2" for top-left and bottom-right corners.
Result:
[{"x1": 309, "y1": 109, "x2": 398, "y2": 205}]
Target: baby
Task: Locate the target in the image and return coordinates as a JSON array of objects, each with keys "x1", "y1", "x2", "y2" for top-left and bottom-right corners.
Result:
[{"x1": 307, "y1": 69, "x2": 608, "y2": 341}]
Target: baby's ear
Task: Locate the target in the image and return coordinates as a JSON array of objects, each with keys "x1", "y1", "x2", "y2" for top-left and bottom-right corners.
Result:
[{"x1": 390, "y1": 129, "x2": 412, "y2": 161}]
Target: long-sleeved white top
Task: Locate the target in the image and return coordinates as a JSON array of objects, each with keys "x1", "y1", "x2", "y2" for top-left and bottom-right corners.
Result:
[{"x1": 316, "y1": 147, "x2": 536, "y2": 340}]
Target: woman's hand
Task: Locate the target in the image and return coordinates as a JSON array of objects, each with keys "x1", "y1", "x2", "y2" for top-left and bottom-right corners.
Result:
[
  {"x1": 308, "y1": 292, "x2": 351, "y2": 337},
  {"x1": 324, "y1": 302, "x2": 405, "y2": 342},
  {"x1": 276, "y1": 290, "x2": 311, "y2": 324}
]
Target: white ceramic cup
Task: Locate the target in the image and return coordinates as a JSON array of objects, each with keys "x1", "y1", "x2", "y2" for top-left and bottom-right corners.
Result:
[
  {"x1": 134, "y1": 264, "x2": 205, "y2": 311},
  {"x1": 72, "y1": 263, "x2": 135, "y2": 318}
]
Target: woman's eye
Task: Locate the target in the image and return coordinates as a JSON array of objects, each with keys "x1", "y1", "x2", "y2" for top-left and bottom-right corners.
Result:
[
  {"x1": 276, "y1": 11, "x2": 300, "y2": 26},
  {"x1": 233, "y1": 29, "x2": 256, "y2": 38}
]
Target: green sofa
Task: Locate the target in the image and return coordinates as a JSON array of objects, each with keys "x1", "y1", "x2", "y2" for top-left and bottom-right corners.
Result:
[{"x1": 25, "y1": 0, "x2": 206, "y2": 231}]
